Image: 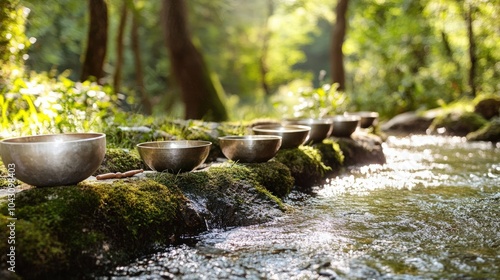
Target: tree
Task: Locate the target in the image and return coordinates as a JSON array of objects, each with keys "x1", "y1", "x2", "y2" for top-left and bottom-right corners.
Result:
[
  {"x1": 81, "y1": 0, "x2": 108, "y2": 84},
  {"x1": 330, "y1": 0, "x2": 349, "y2": 91},
  {"x1": 161, "y1": 0, "x2": 228, "y2": 121}
]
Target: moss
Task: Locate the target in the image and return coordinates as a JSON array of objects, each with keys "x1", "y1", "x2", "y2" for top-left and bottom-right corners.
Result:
[
  {"x1": 0, "y1": 179, "x2": 189, "y2": 279},
  {"x1": 430, "y1": 111, "x2": 488, "y2": 136},
  {"x1": 244, "y1": 161, "x2": 294, "y2": 198},
  {"x1": 275, "y1": 146, "x2": 331, "y2": 189},
  {"x1": 93, "y1": 148, "x2": 145, "y2": 175},
  {"x1": 150, "y1": 165, "x2": 287, "y2": 228},
  {"x1": 0, "y1": 159, "x2": 22, "y2": 188},
  {"x1": 312, "y1": 139, "x2": 344, "y2": 170}
]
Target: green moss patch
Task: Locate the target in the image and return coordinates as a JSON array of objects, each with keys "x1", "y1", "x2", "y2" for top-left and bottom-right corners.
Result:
[
  {"x1": 151, "y1": 163, "x2": 289, "y2": 228},
  {"x1": 0, "y1": 179, "x2": 190, "y2": 279},
  {"x1": 275, "y1": 146, "x2": 332, "y2": 189},
  {"x1": 93, "y1": 148, "x2": 145, "y2": 175}
]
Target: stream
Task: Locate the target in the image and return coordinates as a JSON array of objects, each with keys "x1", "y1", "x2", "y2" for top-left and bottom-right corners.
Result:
[{"x1": 107, "y1": 135, "x2": 500, "y2": 279}]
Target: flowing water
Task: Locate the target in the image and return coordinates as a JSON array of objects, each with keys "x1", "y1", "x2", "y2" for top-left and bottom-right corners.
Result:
[{"x1": 108, "y1": 135, "x2": 500, "y2": 279}]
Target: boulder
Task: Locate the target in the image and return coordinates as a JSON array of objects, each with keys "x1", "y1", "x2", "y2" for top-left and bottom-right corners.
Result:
[{"x1": 474, "y1": 97, "x2": 500, "y2": 120}]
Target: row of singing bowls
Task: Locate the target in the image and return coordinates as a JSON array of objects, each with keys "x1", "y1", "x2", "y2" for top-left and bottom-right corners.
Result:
[{"x1": 0, "y1": 133, "x2": 106, "y2": 187}]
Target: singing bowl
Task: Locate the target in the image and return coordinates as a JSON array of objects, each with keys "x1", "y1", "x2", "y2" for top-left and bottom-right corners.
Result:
[
  {"x1": 252, "y1": 124, "x2": 310, "y2": 149},
  {"x1": 344, "y1": 111, "x2": 379, "y2": 128},
  {"x1": 137, "y1": 140, "x2": 211, "y2": 173},
  {"x1": 282, "y1": 118, "x2": 333, "y2": 142},
  {"x1": 218, "y1": 135, "x2": 282, "y2": 163},
  {"x1": 0, "y1": 133, "x2": 106, "y2": 187},
  {"x1": 326, "y1": 115, "x2": 360, "y2": 137}
]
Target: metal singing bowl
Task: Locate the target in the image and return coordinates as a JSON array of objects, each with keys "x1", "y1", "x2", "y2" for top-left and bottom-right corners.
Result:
[
  {"x1": 0, "y1": 133, "x2": 106, "y2": 187},
  {"x1": 282, "y1": 118, "x2": 333, "y2": 142},
  {"x1": 326, "y1": 115, "x2": 360, "y2": 137},
  {"x1": 252, "y1": 124, "x2": 310, "y2": 149},
  {"x1": 344, "y1": 111, "x2": 379, "y2": 128},
  {"x1": 218, "y1": 135, "x2": 282, "y2": 163},
  {"x1": 137, "y1": 140, "x2": 212, "y2": 173}
]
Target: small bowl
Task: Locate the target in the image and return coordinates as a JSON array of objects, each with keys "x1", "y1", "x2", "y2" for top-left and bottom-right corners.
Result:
[
  {"x1": 218, "y1": 135, "x2": 282, "y2": 163},
  {"x1": 252, "y1": 125, "x2": 310, "y2": 149},
  {"x1": 282, "y1": 118, "x2": 333, "y2": 143},
  {"x1": 137, "y1": 140, "x2": 211, "y2": 173},
  {"x1": 326, "y1": 115, "x2": 360, "y2": 137},
  {"x1": 0, "y1": 133, "x2": 106, "y2": 187},
  {"x1": 344, "y1": 111, "x2": 379, "y2": 128}
]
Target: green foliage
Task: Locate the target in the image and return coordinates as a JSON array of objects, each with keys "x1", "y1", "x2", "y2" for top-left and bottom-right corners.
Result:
[
  {"x1": 273, "y1": 81, "x2": 349, "y2": 118},
  {"x1": 0, "y1": 71, "x2": 119, "y2": 138},
  {"x1": 0, "y1": 0, "x2": 31, "y2": 88},
  {"x1": 93, "y1": 148, "x2": 145, "y2": 175}
]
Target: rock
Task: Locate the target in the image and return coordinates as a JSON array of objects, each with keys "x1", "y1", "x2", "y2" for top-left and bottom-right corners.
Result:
[
  {"x1": 335, "y1": 130, "x2": 386, "y2": 166},
  {"x1": 467, "y1": 117, "x2": 500, "y2": 142},
  {"x1": 474, "y1": 97, "x2": 500, "y2": 120},
  {"x1": 428, "y1": 111, "x2": 487, "y2": 136},
  {"x1": 381, "y1": 111, "x2": 435, "y2": 134}
]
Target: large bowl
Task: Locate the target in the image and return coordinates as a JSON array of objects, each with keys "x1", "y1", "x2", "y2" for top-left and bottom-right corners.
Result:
[
  {"x1": 326, "y1": 115, "x2": 360, "y2": 137},
  {"x1": 283, "y1": 118, "x2": 333, "y2": 143},
  {"x1": 0, "y1": 133, "x2": 106, "y2": 187},
  {"x1": 218, "y1": 135, "x2": 282, "y2": 163},
  {"x1": 344, "y1": 111, "x2": 379, "y2": 128},
  {"x1": 137, "y1": 140, "x2": 211, "y2": 173},
  {"x1": 252, "y1": 125, "x2": 310, "y2": 149}
]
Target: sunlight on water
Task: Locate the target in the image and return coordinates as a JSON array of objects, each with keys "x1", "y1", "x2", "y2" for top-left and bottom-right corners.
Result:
[{"x1": 108, "y1": 135, "x2": 500, "y2": 279}]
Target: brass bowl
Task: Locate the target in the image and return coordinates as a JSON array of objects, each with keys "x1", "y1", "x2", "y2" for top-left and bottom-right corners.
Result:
[
  {"x1": 282, "y1": 118, "x2": 333, "y2": 143},
  {"x1": 0, "y1": 133, "x2": 106, "y2": 187},
  {"x1": 252, "y1": 124, "x2": 310, "y2": 149},
  {"x1": 326, "y1": 115, "x2": 360, "y2": 137},
  {"x1": 137, "y1": 140, "x2": 211, "y2": 173},
  {"x1": 218, "y1": 135, "x2": 282, "y2": 163},
  {"x1": 344, "y1": 111, "x2": 379, "y2": 128}
]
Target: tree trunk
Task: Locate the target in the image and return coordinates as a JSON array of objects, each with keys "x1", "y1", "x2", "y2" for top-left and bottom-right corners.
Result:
[
  {"x1": 161, "y1": 0, "x2": 228, "y2": 121},
  {"x1": 259, "y1": 0, "x2": 274, "y2": 96},
  {"x1": 113, "y1": 2, "x2": 128, "y2": 93},
  {"x1": 131, "y1": 9, "x2": 152, "y2": 115},
  {"x1": 330, "y1": 0, "x2": 349, "y2": 91},
  {"x1": 81, "y1": 0, "x2": 108, "y2": 84},
  {"x1": 465, "y1": 3, "x2": 477, "y2": 97}
]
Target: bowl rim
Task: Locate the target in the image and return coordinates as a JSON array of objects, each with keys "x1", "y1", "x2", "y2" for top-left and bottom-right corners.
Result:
[
  {"x1": 324, "y1": 115, "x2": 361, "y2": 122},
  {"x1": 252, "y1": 124, "x2": 311, "y2": 132},
  {"x1": 344, "y1": 111, "x2": 379, "y2": 118},
  {"x1": 0, "y1": 132, "x2": 106, "y2": 144},
  {"x1": 137, "y1": 140, "x2": 212, "y2": 149},
  {"x1": 219, "y1": 135, "x2": 282, "y2": 141},
  {"x1": 282, "y1": 118, "x2": 333, "y2": 125}
]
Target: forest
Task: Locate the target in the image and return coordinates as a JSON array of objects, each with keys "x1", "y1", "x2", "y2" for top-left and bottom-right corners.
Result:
[{"x1": 1, "y1": 0, "x2": 499, "y2": 137}]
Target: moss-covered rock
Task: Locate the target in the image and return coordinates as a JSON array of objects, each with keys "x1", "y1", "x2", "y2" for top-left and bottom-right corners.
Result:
[
  {"x1": 93, "y1": 148, "x2": 145, "y2": 175},
  {"x1": 150, "y1": 163, "x2": 288, "y2": 229},
  {"x1": 467, "y1": 117, "x2": 500, "y2": 142},
  {"x1": 336, "y1": 132, "x2": 386, "y2": 166},
  {"x1": 312, "y1": 139, "x2": 344, "y2": 170},
  {"x1": 0, "y1": 179, "x2": 197, "y2": 279},
  {"x1": 275, "y1": 146, "x2": 331, "y2": 189},
  {"x1": 429, "y1": 111, "x2": 488, "y2": 136}
]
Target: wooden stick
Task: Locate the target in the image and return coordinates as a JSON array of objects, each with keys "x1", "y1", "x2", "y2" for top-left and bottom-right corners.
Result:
[{"x1": 96, "y1": 169, "x2": 144, "y2": 180}]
